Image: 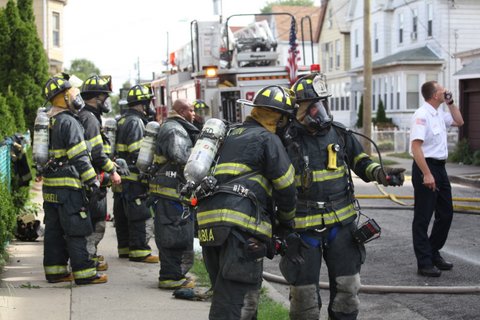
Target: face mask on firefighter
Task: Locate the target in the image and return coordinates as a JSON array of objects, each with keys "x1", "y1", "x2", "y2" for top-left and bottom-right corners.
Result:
[
  {"x1": 304, "y1": 100, "x2": 332, "y2": 131},
  {"x1": 97, "y1": 95, "x2": 112, "y2": 114},
  {"x1": 65, "y1": 87, "x2": 85, "y2": 112}
]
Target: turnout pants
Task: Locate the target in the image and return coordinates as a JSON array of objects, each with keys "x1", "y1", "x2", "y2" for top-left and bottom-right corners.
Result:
[
  {"x1": 202, "y1": 233, "x2": 262, "y2": 320},
  {"x1": 412, "y1": 160, "x2": 453, "y2": 268},
  {"x1": 153, "y1": 198, "x2": 194, "y2": 286},
  {"x1": 43, "y1": 189, "x2": 97, "y2": 283},
  {"x1": 280, "y1": 223, "x2": 365, "y2": 320}
]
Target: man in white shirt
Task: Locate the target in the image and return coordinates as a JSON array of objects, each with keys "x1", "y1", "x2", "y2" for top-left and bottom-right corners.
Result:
[{"x1": 409, "y1": 80, "x2": 464, "y2": 277}]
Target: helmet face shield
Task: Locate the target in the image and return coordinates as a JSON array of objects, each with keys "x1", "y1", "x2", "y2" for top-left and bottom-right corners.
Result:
[
  {"x1": 305, "y1": 100, "x2": 332, "y2": 131},
  {"x1": 100, "y1": 96, "x2": 112, "y2": 113}
]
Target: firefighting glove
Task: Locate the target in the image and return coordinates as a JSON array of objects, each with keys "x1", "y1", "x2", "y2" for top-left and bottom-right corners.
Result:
[
  {"x1": 88, "y1": 181, "x2": 106, "y2": 204},
  {"x1": 285, "y1": 233, "x2": 308, "y2": 265},
  {"x1": 274, "y1": 219, "x2": 295, "y2": 240},
  {"x1": 115, "y1": 158, "x2": 130, "y2": 176},
  {"x1": 373, "y1": 166, "x2": 406, "y2": 187}
]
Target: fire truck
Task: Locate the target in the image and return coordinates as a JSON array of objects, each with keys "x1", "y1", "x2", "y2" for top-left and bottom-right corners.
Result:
[{"x1": 151, "y1": 13, "x2": 313, "y2": 123}]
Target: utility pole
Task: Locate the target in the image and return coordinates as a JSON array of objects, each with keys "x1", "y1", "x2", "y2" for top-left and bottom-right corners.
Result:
[
  {"x1": 363, "y1": 0, "x2": 372, "y2": 155},
  {"x1": 136, "y1": 57, "x2": 141, "y2": 84}
]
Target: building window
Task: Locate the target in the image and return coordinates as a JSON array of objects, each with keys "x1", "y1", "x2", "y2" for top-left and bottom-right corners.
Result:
[
  {"x1": 327, "y1": 8, "x2": 333, "y2": 29},
  {"x1": 374, "y1": 23, "x2": 379, "y2": 53},
  {"x1": 426, "y1": 73, "x2": 438, "y2": 82},
  {"x1": 52, "y1": 12, "x2": 60, "y2": 47},
  {"x1": 398, "y1": 13, "x2": 404, "y2": 44},
  {"x1": 335, "y1": 39, "x2": 341, "y2": 68},
  {"x1": 372, "y1": 79, "x2": 376, "y2": 112},
  {"x1": 407, "y1": 74, "x2": 419, "y2": 110},
  {"x1": 384, "y1": 78, "x2": 388, "y2": 110},
  {"x1": 390, "y1": 76, "x2": 394, "y2": 110},
  {"x1": 427, "y1": 4, "x2": 433, "y2": 37},
  {"x1": 412, "y1": 9, "x2": 418, "y2": 41},
  {"x1": 321, "y1": 43, "x2": 327, "y2": 72},
  {"x1": 328, "y1": 42, "x2": 333, "y2": 71},
  {"x1": 397, "y1": 76, "x2": 400, "y2": 110},
  {"x1": 354, "y1": 29, "x2": 359, "y2": 58}
]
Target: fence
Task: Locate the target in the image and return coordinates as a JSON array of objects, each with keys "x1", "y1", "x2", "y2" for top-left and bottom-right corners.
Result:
[{"x1": 0, "y1": 131, "x2": 31, "y2": 192}]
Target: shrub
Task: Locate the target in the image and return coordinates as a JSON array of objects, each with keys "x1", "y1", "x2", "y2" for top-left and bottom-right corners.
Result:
[
  {"x1": 377, "y1": 141, "x2": 394, "y2": 152},
  {"x1": 449, "y1": 139, "x2": 473, "y2": 164}
]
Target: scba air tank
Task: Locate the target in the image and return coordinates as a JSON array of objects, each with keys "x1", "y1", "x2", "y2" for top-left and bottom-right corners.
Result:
[
  {"x1": 104, "y1": 118, "x2": 117, "y2": 159},
  {"x1": 184, "y1": 118, "x2": 226, "y2": 186},
  {"x1": 32, "y1": 108, "x2": 49, "y2": 166},
  {"x1": 136, "y1": 121, "x2": 160, "y2": 173}
]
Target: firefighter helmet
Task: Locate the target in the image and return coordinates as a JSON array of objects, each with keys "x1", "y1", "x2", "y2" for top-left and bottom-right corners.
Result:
[
  {"x1": 81, "y1": 75, "x2": 112, "y2": 95},
  {"x1": 127, "y1": 85, "x2": 153, "y2": 106},
  {"x1": 193, "y1": 99, "x2": 209, "y2": 111},
  {"x1": 44, "y1": 76, "x2": 72, "y2": 101},
  {"x1": 238, "y1": 85, "x2": 297, "y2": 116},
  {"x1": 291, "y1": 73, "x2": 330, "y2": 102}
]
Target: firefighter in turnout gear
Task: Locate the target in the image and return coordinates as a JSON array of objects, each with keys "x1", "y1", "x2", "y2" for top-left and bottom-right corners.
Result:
[
  {"x1": 79, "y1": 75, "x2": 121, "y2": 270},
  {"x1": 41, "y1": 74, "x2": 107, "y2": 285},
  {"x1": 114, "y1": 84, "x2": 158, "y2": 263},
  {"x1": 196, "y1": 85, "x2": 297, "y2": 319},
  {"x1": 283, "y1": 73, "x2": 405, "y2": 320},
  {"x1": 148, "y1": 99, "x2": 199, "y2": 290},
  {"x1": 192, "y1": 99, "x2": 209, "y2": 130}
]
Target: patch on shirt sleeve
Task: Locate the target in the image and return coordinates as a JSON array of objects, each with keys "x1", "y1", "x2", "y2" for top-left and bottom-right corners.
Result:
[{"x1": 415, "y1": 118, "x2": 426, "y2": 126}]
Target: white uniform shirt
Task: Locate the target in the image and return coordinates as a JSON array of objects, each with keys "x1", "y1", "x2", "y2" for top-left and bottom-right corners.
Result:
[{"x1": 409, "y1": 102, "x2": 453, "y2": 160}]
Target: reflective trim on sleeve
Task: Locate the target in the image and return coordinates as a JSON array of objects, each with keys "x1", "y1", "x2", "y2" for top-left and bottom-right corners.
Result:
[
  {"x1": 80, "y1": 167, "x2": 97, "y2": 182},
  {"x1": 366, "y1": 163, "x2": 380, "y2": 181},
  {"x1": 153, "y1": 154, "x2": 168, "y2": 165},
  {"x1": 248, "y1": 174, "x2": 272, "y2": 196},
  {"x1": 103, "y1": 144, "x2": 112, "y2": 154},
  {"x1": 294, "y1": 203, "x2": 356, "y2": 230},
  {"x1": 88, "y1": 134, "x2": 103, "y2": 148},
  {"x1": 67, "y1": 141, "x2": 88, "y2": 159},
  {"x1": 277, "y1": 207, "x2": 296, "y2": 221},
  {"x1": 51, "y1": 148, "x2": 67, "y2": 158},
  {"x1": 149, "y1": 184, "x2": 179, "y2": 199},
  {"x1": 214, "y1": 162, "x2": 251, "y2": 176},
  {"x1": 197, "y1": 208, "x2": 272, "y2": 238},
  {"x1": 353, "y1": 153, "x2": 370, "y2": 169},
  {"x1": 102, "y1": 159, "x2": 115, "y2": 172},
  {"x1": 116, "y1": 143, "x2": 127, "y2": 152},
  {"x1": 127, "y1": 140, "x2": 142, "y2": 153},
  {"x1": 43, "y1": 177, "x2": 82, "y2": 189},
  {"x1": 272, "y1": 164, "x2": 295, "y2": 190}
]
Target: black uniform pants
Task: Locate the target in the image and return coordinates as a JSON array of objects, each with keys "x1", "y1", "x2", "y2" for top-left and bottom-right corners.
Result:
[
  {"x1": 412, "y1": 160, "x2": 453, "y2": 268},
  {"x1": 113, "y1": 191, "x2": 129, "y2": 256},
  {"x1": 202, "y1": 233, "x2": 262, "y2": 320}
]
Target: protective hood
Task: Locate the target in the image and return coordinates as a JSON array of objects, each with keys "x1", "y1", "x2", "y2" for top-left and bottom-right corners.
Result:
[{"x1": 249, "y1": 107, "x2": 282, "y2": 133}]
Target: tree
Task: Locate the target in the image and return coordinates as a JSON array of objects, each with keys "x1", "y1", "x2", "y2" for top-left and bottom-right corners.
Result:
[
  {"x1": 0, "y1": 94, "x2": 15, "y2": 138},
  {"x1": 65, "y1": 59, "x2": 101, "y2": 82},
  {"x1": 356, "y1": 95, "x2": 364, "y2": 128},
  {"x1": 261, "y1": 0, "x2": 314, "y2": 13},
  {"x1": 373, "y1": 99, "x2": 393, "y2": 128}
]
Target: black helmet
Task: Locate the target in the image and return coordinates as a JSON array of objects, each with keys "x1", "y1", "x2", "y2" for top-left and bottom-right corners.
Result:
[
  {"x1": 192, "y1": 99, "x2": 209, "y2": 111},
  {"x1": 81, "y1": 75, "x2": 112, "y2": 96},
  {"x1": 291, "y1": 73, "x2": 330, "y2": 102},
  {"x1": 126, "y1": 85, "x2": 153, "y2": 107},
  {"x1": 44, "y1": 76, "x2": 72, "y2": 101},
  {"x1": 238, "y1": 85, "x2": 296, "y2": 117}
]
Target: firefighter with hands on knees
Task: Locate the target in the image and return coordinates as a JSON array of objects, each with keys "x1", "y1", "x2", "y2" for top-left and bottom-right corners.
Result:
[
  {"x1": 41, "y1": 74, "x2": 107, "y2": 285},
  {"x1": 147, "y1": 99, "x2": 199, "y2": 290},
  {"x1": 78, "y1": 75, "x2": 121, "y2": 271},
  {"x1": 195, "y1": 86, "x2": 297, "y2": 320},
  {"x1": 114, "y1": 84, "x2": 159, "y2": 263},
  {"x1": 192, "y1": 99, "x2": 209, "y2": 130},
  {"x1": 282, "y1": 72, "x2": 406, "y2": 320}
]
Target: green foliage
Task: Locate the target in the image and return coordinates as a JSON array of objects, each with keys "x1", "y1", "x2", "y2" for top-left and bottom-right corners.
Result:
[
  {"x1": 356, "y1": 95, "x2": 364, "y2": 128},
  {"x1": 5, "y1": 88, "x2": 25, "y2": 132},
  {"x1": 0, "y1": 93, "x2": 16, "y2": 138},
  {"x1": 65, "y1": 59, "x2": 101, "y2": 82},
  {"x1": 261, "y1": 0, "x2": 314, "y2": 13},
  {"x1": 0, "y1": 181, "x2": 16, "y2": 252},
  {"x1": 449, "y1": 139, "x2": 474, "y2": 164},
  {"x1": 191, "y1": 254, "x2": 211, "y2": 287},
  {"x1": 258, "y1": 287, "x2": 289, "y2": 319},
  {"x1": 377, "y1": 140, "x2": 394, "y2": 152},
  {"x1": 472, "y1": 150, "x2": 480, "y2": 166}
]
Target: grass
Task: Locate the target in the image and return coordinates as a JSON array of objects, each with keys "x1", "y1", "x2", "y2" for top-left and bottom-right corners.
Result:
[
  {"x1": 191, "y1": 254, "x2": 289, "y2": 319},
  {"x1": 387, "y1": 152, "x2": 411, "y2": 159}
]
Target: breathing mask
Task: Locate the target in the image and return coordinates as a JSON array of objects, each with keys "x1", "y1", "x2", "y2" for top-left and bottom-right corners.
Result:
[
  {"x1": 66, "y1": 87, "x2": 85, "y2": 112},
  {"x1": 98, "y1": 96, "x2": 112, "y2": 113},
  {"x1": 304, "y1": 100, "x2": 332, "y2": 132}
]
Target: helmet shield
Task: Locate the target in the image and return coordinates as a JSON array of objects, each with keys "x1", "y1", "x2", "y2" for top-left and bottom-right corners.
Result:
[{"x1": 304, "y1": 100, "x2": 333, "y2": 131}]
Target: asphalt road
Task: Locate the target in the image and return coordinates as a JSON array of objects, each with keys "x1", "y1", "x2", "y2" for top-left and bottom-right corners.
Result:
[{"x1": 263, "y1": 177, "x2": 480, "y2": 320}]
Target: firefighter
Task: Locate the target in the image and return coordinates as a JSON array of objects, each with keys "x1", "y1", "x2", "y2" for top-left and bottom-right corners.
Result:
[
  {"x1": 114, "y1": 84, "x2": 158, "y2": 263},
  {"x1": 148, "y1": 99, "x2": 199, "y2": 290},
  {"x1": 283, "y1": 73, "x2": 405, "y2": 320},
  {"x1": 78, "y1": 75, "x2": 121, "y2": 270},
  {"x1": 192, "y1": 99, "x2": 209, "y2": 130},
  {"x1": 196, "y1": 85, "x2": 298, "y2": 319},
  {"x1": 41, "y1": 75, "x2": 107, "y2": 285}
]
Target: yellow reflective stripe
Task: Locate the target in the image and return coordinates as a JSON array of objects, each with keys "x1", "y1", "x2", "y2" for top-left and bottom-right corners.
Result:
[
  {"x1": 116, "y1": 143, "x2": 127, "y2": 152},
  {"x1": 44, "y1": 265, "x2": 69, "y2": 275},
  {"x1": 294, "y1": 203, "x2": 356, "y2": 229},
  {"x1": 123, "y1": 172, "x2": 139, "y2": 182},
  {"x1": 353, "y1": 152, "x2": 370, "y2": 168},
  {"x1": 103, "y1": 144, "x2": 112, "y2": 154},
  {"x1": 149, "y1": 184, "x2": 179, "y2": 198},
  {"x1": 118, "y1": 247, "x2": 129, "y2": 255},
  {"x1": 43, "y1": 177, "x2": 82, "y2": 189},
  {"x1": 197, "y1": 209, "x2": 272, "y2": 237},
  {"x1": 102, "y1": 159, "x2": 115, "y2": 172},
  {"x1": 366, "y1": 163, "x2": 380, "y2": 180},
  {"x1": 127, "y1": 140, "x2": 142, "y2": 153},
  {"x1": 248, "y1": 174, "x2": 272, "y2": 196},
  {"x1": 129, "y1": 249, "x2": 152, "y2": 258},
  {"x1": 277, "y1": 207, "x2": 296, "y2": 221},
  {"x1": 272, "y1": 164, "x2": 294, "y2": 190},
  {"x1": 214, "y1": 162, "x2": 251, "y2": 176},
  {"x1": 81, "y1": 167, "x2": 96, "y2": 182},
  {"x1": 88, "y1": 134, "x2": 103, "y2": 148},
  {"x1": 73, "y1": 267, "x2": 97, "y2": 280},
  {"x1": 158, "y1": 278, "x2": 187, "y2": 288},
  {"x1": 67, "y1": 141, "x2": 87, "y2": 159},
  {"x1": 153, "y1": 154, "x2": 167, "y2": 165},
  {"x1": 312, "y1": 165, "x2": 346, "y2": 182},
  {"x1": 51, "y1": 148, "x2": 67, "y2": 158}
]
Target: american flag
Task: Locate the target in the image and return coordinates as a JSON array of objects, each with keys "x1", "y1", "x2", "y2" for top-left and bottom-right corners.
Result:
[{"x1": 287, "y1": 19, "x2": 301, "y2": 86}]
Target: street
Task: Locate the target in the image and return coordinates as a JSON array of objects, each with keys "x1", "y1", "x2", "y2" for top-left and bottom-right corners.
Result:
[{"x1": 263, "y1": 176, "x2": 480, "y2": 320}]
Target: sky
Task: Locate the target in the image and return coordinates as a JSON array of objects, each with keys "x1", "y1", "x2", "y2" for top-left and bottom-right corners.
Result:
[{"x1": 63, "y1": 0, "x2": 272, "y2": 92}]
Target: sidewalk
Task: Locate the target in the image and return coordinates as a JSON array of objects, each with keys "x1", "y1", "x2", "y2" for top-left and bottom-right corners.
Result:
[{"x1": 0, "y1": 182, "x2": 211, "y2": 320}]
